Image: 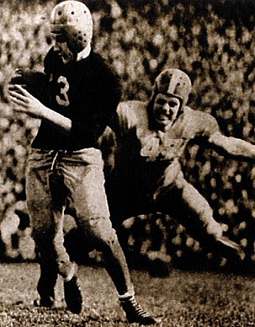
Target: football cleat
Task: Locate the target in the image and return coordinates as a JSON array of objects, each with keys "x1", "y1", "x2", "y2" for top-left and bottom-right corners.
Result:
[
  {"x1": 34, "y1": 296, "x2": 54, "y2": 308},
  {"x1": 120, "y1": 295, "x2": 157, "y2": 325},
  {"x1": 64, "y1": 275, "x2": 83, "y2": 314}
]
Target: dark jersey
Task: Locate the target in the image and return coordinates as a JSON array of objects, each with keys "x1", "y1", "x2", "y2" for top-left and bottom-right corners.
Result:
[{"x1": 32, "y1": 47, "x2": 121, "y2": 150}]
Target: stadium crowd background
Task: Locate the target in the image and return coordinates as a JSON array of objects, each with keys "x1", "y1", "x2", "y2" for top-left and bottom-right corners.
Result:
[{"x1": 0, "y1": 0, "x2": 255, "y2": 274}]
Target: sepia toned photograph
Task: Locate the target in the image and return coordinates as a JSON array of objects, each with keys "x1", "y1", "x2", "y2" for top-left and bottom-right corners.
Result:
[{"x1": 0, "y1": 0, "x2": 254, "y2": 326}]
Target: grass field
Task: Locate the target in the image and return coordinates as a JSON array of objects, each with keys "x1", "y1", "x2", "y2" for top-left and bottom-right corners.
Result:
[{"x1": 0, "y1": 263, "x2": 254, "y2": 326}]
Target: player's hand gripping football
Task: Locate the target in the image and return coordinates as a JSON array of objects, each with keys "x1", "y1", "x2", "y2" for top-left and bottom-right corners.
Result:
[{"x1": 8, "y1": 84, "x2": 47, "y2": 119}]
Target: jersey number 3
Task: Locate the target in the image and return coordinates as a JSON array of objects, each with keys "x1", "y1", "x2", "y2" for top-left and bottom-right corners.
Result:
[{"x1": 56, "y1": 76, "x2": 70, "y2": 106}]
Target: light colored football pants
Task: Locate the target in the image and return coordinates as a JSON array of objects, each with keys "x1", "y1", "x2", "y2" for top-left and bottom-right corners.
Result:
[{"x1": 26, "y1": 147, "x2": 134, "y2": 300}]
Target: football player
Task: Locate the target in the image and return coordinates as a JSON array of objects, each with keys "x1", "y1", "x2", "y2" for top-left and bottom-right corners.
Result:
[
  {"x1": 8, "y1": 1, "x2": 156, "y2": 325},
  {"x1": 103, "y1": 68, "x2": 253, "y2": 264}
]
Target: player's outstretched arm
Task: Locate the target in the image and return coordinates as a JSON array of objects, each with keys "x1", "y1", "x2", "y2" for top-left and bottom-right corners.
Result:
[
  {"x1": 208, "y1": 131, "x2": 255, "y2": 161},
  {"x1": 8, "y1": 84, "x2": 71, "y2": 135}
]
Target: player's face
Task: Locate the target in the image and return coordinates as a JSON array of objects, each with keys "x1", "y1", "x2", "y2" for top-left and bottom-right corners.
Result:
[
  {"x1": 152, "y1": 94, "x2": 181, "y2": 131},
  {"x1": 51, "y1": 33, "x2": 75, "y2": 64}
]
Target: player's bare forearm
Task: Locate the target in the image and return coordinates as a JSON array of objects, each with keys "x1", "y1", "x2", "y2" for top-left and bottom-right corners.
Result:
[
  {"x1": 208, "y1": 131, "x2": 255, "y2": 161},
  {"x1": 8, "y1": 84, "x2": 71, "y2": 134}
]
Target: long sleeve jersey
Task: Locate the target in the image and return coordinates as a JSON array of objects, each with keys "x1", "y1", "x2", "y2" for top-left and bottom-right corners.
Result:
[
  {"x1": 32, "y1": 47, "x2": 121, "y2": 150},
  {"x1": 107, "y1": 100, "x2": 220, "y2": 191}
]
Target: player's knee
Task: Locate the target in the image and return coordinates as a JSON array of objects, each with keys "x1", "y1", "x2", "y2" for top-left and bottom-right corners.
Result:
[
  {"x1": 195, "y1": 205, "x2": 214, "y2": 224},
  {"x1": 96, "y1": 235, "x2": 122, "y2": 257},
  {"x1": 96, "y1": 228, "x2": 119, "y2": 247},
  {"x1": 86, "y1": 216, "x2": 118, "y2": 245},
  {"x1": 92, "y1": 226, "x2": 119, "y2": 251},
  {"x1": 206, "y1": 220, "x2": 225, "y2": 239}
]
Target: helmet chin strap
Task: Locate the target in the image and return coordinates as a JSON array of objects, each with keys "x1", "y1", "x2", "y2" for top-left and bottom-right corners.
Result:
[{"x1": 76, "y1": 44, "x2": 91, "y2": 61}]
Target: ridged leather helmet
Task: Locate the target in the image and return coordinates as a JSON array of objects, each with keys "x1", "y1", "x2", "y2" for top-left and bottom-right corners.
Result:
[
  {"x1": 50, "y1": 1, "x2": 93, "y2": 53},
  {"x1": 152, "y1": 69, "x2": 192, "y2": 108}
]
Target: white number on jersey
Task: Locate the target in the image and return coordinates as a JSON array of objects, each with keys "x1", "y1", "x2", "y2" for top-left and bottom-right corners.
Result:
[
  {"x1": 140, "y1": 134, "x2": 160, "y2": 161},
  {"x1": 56, "y1": 76, "x2": 70, "y2": 106}
]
